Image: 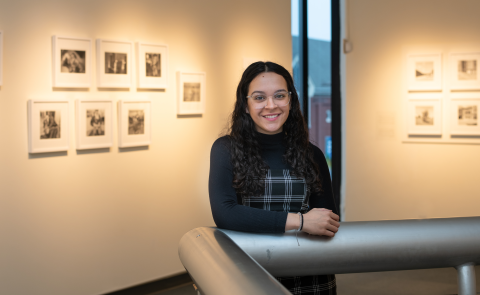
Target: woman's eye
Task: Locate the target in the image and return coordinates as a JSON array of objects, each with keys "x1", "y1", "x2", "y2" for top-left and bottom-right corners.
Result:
[
  {"x1": 254, "y1": 96, "x2": 265, "y2": 101},
  {"x1": 274, "y1": 94, "x2": 285, "y2": 99}
]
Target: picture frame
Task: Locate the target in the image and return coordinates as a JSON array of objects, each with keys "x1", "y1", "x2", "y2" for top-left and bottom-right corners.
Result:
[
  {"x1": 118, "y1": 100, "x2": 151, "y2": 148},
  {"x1": 76, "y1": 99, "x2": 113, "y2": 150},
  {"x1": 406, "y1": 99, "x2": 442, "y2": 135},
  {"x1": 177, "y1": 71, "x2": 206, "y2": 115},
  {"x1": 96, "y1": 39, "x2": 133, "y2": 88},
  {"x1": 136, "y1": 42, "x2": 168, "y2": 89},
  {"x1": 407, "y1": 53, "x2": 442, "y2": 91},
  {"x1": 449, "y1": 98, "x2": 480, "y2": 136},
  {"x1": 449, "y1": 52, "x2": 480, "y2": 90},
  {"x1": 0, "y1": 30, "x2": 3, "y2": 86},
  {"x1": 28, "y1": 99, "x2": 70, "y2": 153},
  {"x1": 52, "y1": 35, "x2": 92, "y2": 88}
]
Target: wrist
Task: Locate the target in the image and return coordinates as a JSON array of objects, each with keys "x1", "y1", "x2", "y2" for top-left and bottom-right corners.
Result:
[
  {"x1": 285, "y1": 213, "x2": 300, "y2": 231},
  {"x1": 297, "y1": 212, "x2": 303, "y2": 231}
]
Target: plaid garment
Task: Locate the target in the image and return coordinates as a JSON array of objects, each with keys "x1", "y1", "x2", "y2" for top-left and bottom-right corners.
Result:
[{"x1": 242, "y1": 169, "x2": 337, "y2": 295}]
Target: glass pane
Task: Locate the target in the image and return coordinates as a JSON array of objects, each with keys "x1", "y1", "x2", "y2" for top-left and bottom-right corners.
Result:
[
  {"x1": 291, "y1": 0, "x2": 302, "y2": 109},
  {"x1": 308, "y1": 0, "x2": 332, "y2": 170},
  {"x1": 291, "y1": 0, "x2": 332, "y2": 170}
]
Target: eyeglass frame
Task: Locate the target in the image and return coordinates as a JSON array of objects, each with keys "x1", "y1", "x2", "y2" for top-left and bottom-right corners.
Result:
[{"x1": 246, "y1": 91, "x2": 292, "y2": 109}]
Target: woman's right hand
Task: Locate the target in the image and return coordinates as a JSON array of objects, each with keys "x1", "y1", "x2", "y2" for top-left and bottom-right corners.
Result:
[{"x1": 302, "y1": 208, "x2": 340, "y2": 237}]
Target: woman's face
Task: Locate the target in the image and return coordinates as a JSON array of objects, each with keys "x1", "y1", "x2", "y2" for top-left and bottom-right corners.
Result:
[{"x1": 246, "y1": 72, "x2": 290, "y2": 135}]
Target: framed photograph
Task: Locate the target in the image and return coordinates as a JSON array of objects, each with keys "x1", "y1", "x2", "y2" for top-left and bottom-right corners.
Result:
[
  {"x1": 406, "y1": 99, "x2": 442, "y2": 135},
  {"x1": 449, "y1": 99, "x2": 480, "y2": 135},
  {"x1": 136, "y1": 42, "x2": 168, "y2": 89},
  {"x1": 52, "y1": 36, "x2": 92, "y2": 88},
  {"x1": 96, "y1": 39, "x2": 133, "y2": 88},
  {"x1": 0, "y1": 30, "x2": 3, "y2": 86},
  {"x1": 449, "y1": 52, "x2": 480, "y2": 90},
  {"x1": 177, "y1": 71, "x2": 206, "y2": 115},
  {"x1": 28, "y1": 100, "x2": 70, "y2": 153},
  {"x1": 76, "y1": 100, "x2": 113, "y2": 150},
  {"x1": 118, "y1": 100, "x2": 151, "y2": 148},
  {"x1": 407, "y1": 53, "x2": 442, "y2": 91}
]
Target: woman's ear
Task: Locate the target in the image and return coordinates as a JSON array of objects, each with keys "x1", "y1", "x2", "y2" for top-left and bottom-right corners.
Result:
[{"x1": 246, "y1": 107, "x2": 249, "y2": 114}]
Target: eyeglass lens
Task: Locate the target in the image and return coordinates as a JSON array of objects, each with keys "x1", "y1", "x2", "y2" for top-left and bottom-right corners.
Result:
[{"x1": 250, "y1": 92, "x2": 290, "y2": 109}]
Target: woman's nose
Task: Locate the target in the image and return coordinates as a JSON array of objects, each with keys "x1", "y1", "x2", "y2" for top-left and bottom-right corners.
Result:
[{"x1": 264, "y1": 96, "x2": 277, "y2": 109}]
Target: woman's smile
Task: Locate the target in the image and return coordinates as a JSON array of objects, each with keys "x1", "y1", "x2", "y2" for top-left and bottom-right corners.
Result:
[{"x1": 262, "y1": 113, "x2": 281, "y2": 120}]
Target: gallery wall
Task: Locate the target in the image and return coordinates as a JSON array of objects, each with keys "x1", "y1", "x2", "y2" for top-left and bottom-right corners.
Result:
[
  {"x1": 0, "y1": 0, "x2": 291, "y2": 294},
  {"x1": 342, "y1": 0, "x2": 480, "y2": 221}
]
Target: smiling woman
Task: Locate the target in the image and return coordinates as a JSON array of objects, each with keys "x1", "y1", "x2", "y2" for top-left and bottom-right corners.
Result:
[{"x1": 208, "y1": 61, "x2": 340, "y2": 294}]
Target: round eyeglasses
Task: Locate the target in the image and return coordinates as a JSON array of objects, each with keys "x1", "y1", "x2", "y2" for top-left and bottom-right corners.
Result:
[{"x1": 246, "y1": 91, "x2": 291, "y2": 109}]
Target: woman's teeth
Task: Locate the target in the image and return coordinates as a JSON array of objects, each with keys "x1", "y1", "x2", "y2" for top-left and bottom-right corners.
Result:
[{"x1": 264, "y1": 114, "x2": 279, "y2": 118}]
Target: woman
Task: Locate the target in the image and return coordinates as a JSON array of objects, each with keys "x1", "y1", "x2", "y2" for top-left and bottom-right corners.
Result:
[{"x1": 209, "y1": 61, "x2": 340, "y2": 294}]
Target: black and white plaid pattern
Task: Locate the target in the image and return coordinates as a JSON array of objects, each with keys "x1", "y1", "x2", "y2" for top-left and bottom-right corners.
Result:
[
  {"x1": 275, "y1": 275, "x2": 336, "y2": 295},
  {"x1": 242, "y1": 169, "x2": 309, "y2": 213},
  {"x1": 242, "y1": 169, "x2": 336, "y2": 295}
]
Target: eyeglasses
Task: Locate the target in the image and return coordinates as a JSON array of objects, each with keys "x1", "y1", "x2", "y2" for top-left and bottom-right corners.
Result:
[{"x1": 246, "y1": 91, "x2": 291, "y2": 109}]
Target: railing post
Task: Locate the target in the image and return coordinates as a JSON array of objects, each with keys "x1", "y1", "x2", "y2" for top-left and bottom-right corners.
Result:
[{"x1": 455, "y1": 263, "x2": 476, "y2": 295}]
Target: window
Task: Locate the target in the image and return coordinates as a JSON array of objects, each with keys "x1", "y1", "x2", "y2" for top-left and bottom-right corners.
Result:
[{"x1": 292, "y1": 0, "x2": 341, "y2": 213}]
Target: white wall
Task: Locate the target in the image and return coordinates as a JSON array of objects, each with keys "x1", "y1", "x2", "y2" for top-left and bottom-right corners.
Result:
[
  {"x1": 343, "y1": 0, "x2": 480, "y2": 221},
  {"x1": 0, "y1": 1, "x2": 291, "y2": 294}
]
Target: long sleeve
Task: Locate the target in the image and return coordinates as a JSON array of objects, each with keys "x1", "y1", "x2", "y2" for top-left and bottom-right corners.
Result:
[
  {"x1": 308, "y1": 144, "x2": 339, "y2": 215},
  {"x1": 208, "y1": 137, "x2": 288, "y2": 233}
]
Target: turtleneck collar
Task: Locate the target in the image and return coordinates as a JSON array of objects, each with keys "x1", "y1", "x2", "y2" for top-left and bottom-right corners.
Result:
[{"x1": 256, "y1": 130, "x2": 285, "y2": 146}]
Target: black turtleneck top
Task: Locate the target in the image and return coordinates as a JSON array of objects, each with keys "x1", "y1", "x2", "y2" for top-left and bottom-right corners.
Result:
[{"x1": 208, "y1": 131, "x2": 337, "y2": 233}]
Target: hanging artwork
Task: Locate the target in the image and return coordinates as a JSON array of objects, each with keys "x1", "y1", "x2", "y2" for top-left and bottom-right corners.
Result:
[
  {"x1": 52, "y1": 36, "x2": 92, "y2": 88},
  {"x1": 76, "y1": 100, "x2": 113, "y2": 150},
  {"x1": 407, "y1": 53, "x2": 442, "y2": 91},
  {"x1": 449, "y1": 52, "x2": 480, "y2": 90},
  {"x1": 118, "y1": 100, "x2": 151, "y2": 147},
  {"x1": 406, "y1": 99, "x2": 442, "y2": 135},
  {"x1": 96, "y1": 39, "x2": 133, "y2": 88},
  {"x1": 177, "y1": 71, "x2": 206, "y2": 115},
  {"x1": 28, "y1": 100, "x2": 70, "y2": 153},
  {"x1": 136, "y1": 42, "x2": 168, "y2": 89},
  {"x1": 449, "y1": 98, "x2": 480, "y2": 136}
]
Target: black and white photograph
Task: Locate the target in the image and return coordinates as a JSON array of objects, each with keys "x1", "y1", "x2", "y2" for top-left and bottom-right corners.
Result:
[
  {"x1": 52, "y1": 36, "x2": 92, "y2": 88},
  {"x1": 450, "y1": 99, "x2": 480, "y2": 136},
  {"x1": 97, "y1": 39, "x2": 132, "y2": 87},
  {"x1": 183, "y1": 82, "x2": 201, "y2": 102},
  {"x1": 458, "y1": 60, "x2": 477, "y2": 81},
  {"x1": 105, "y1": 52, "x2": 127, "y2": 74},
  {"x1": 458, "y1": 105, "x2": 477, "y2": 126},
  {"x1": 146, "y1": 53, "x2": 161, "y2": 77},
  {"x1": 29, "y1": 100, "x2": 70, "y2": 153},
  {"x1": 128, "y1": 110, "x2": 145, "y2": 135},
  {"x1": 177, "y1": 71, "x2": 206, "y2": 115},
  {"x1": 118, "y1": 100, "x2": 151, "y2": 147},
  {"x1": 60, "y1": 50, "x2": 86, "y2": 73},
  {"x1": 408, "y1": 53, "x2": 442, "y2": 91},
  {"x1": 86, "y1": 109, "x2": 105, "y2": 136},
  {"x1": 76, "y1": 100, "x2": 113, "y2": 150},
  {"x1": 415, "y1": 106, "x2": 434, "y2": 125},
  {"x1": 450, "y1": 53, "x2": 480, "y2": 90},
  {"x1": 136, "y1": 43, "x2": 168, "y2": 89},
  {"x1": 407, "y1": 99, "x2": 442, "y2": 136},
  {"x1": 415, "y1": 61, "x2": 434, "y2": 81},
  {"x1": 40, "y1": 111, "x2": 61, "y2": 139}
]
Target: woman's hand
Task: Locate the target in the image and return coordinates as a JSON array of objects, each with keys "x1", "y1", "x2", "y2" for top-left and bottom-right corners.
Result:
[{"x1": 302, "y1": 208, "x2": 340, "y2": 237}]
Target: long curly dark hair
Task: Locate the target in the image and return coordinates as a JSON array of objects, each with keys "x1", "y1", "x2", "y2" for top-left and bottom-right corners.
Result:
[{"x1": 227, "y1": 61, "x2": 322, "y2": 197}]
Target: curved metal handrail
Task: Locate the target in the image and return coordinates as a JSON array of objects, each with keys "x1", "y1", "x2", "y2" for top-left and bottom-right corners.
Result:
[
  {"x1": 178, "y1": 227, "x2": 291, "y2": 295},
  {"x1": 179, "y1": 217, "x2": 480, "y2": 295}
]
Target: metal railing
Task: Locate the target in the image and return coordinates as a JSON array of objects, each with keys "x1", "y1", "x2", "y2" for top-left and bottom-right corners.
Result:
[{"x1": 178, "y1": 217, "x2": 480, "y2": 295}]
